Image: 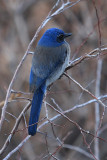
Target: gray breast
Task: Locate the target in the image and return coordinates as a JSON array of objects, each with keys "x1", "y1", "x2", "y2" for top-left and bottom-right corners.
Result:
[{"x1": 46, "y1": 42, "x2": 70, "y2": 86}]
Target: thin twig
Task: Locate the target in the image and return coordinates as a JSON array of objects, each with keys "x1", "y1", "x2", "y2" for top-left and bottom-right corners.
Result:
[
  {"x1": 66, "y1": 47, "x2": 107, "y2": 71},
  {"x1": 64, "y1": 73, "x2": 106, "y2": 109},
  {"x1": 94, "y1": 59, "x2": 102, "y2": 160},
  {"x1": 63, "y1": 144, "x2": 94, "y2": 159},
  {"x1": 1, "y1": 94, "x2": 106, "y2": 158},
  {"x1": 39, "y1": 95, "x2": 107, "y2": 131},
  {"x1": 0, "y1": 102, "x2": 31, "y2": 155},
  {"x1": 3, "y1": 135, "x2": 30, "y2": 160}
]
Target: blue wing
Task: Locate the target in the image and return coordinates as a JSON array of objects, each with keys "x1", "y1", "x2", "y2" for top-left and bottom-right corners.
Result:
[{"x1": 29, "y1": 68, "x2": 46, "y2": 92}]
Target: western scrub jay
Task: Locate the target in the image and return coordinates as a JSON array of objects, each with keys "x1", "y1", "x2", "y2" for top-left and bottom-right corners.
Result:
[{"x1": 28, "y1": 28, "x2": 71, "y2": 136}]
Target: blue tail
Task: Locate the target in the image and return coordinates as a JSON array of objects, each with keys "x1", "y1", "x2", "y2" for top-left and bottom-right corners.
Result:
[{"x1": 28, "y1": 84, "x2": 46, "y2": 136}]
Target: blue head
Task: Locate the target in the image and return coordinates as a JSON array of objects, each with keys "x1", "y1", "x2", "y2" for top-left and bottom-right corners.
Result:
[{"x1": 38, "y1": 28, "x2": 71, "y2": 47}]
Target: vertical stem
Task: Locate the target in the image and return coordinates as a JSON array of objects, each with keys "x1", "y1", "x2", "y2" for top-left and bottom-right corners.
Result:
[{"x1": 94, "y1": 58, "x2": 102, "y2": 160}]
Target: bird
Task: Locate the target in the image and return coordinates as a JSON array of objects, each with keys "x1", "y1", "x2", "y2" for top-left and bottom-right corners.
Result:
[{"x1": 28, "y1": 28, "x2": 71, "y2": 136}]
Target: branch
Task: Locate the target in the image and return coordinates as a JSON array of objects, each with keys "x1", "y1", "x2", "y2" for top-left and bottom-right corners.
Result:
[
  {"x1": 63, "y1": 144, "x2": 94, "y2": 159},
  {"x1": 94, "y1": 59, "x2": 103, "y2": 160},
  {"x1": 64, "y1": 73, "x2": 106, "y2": 109},
  {"x1": 0, "y1": 102, "x2": 31, "y2": 155},
  {"x1": 3, "y1": 135, "x2": 30, "y2": 160},
  {"x1": 66, "y1": 47, "x2": 107, "y2": 71},
  {"x1": 1, "y1": 95, "x2": 107, "y2": 158}
]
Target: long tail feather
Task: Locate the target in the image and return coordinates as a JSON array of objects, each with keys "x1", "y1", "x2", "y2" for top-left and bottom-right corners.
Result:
[{"x1": 28, "y1": 84, "x2": 46, "y2": 136}]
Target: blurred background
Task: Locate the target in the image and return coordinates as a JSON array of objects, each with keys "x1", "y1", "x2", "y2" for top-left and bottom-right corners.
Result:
[{"x1": 0, "y1": 0, "x2": 107, "y2": 159}]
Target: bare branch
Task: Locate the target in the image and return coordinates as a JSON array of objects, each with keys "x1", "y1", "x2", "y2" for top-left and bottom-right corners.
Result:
[
  {"x1": 63, "y1": 144, "x2": 94, "y2": 159},
  {"x1": 0, "y1": 102, "x2": 31, "y2": 155},
  {"x1": 1, "y1": 94, "x2": 106, "y2": 158},
  {"x1": 64, "y1": 73, "x2": 106, "y2": 109},
  {"x1": 94, "y1": 59, "x2": 103, "y2": 160},
  {"x1": 3, "y1": 135, "x2": 30, "y2": 160},
  {"x1": 66, "y1": 47, "x2": 107, "y2": 71}
]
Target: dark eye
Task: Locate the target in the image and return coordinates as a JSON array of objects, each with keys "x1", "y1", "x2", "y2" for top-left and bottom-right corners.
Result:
[{"x1": 57, "y1": 34, "x2": 64, "y2": 42}]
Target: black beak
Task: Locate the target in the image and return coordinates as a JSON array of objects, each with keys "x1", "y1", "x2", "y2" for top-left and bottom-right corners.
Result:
[{"x1": 64, "y1": 33, "x2": 72, "y2": 38}]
